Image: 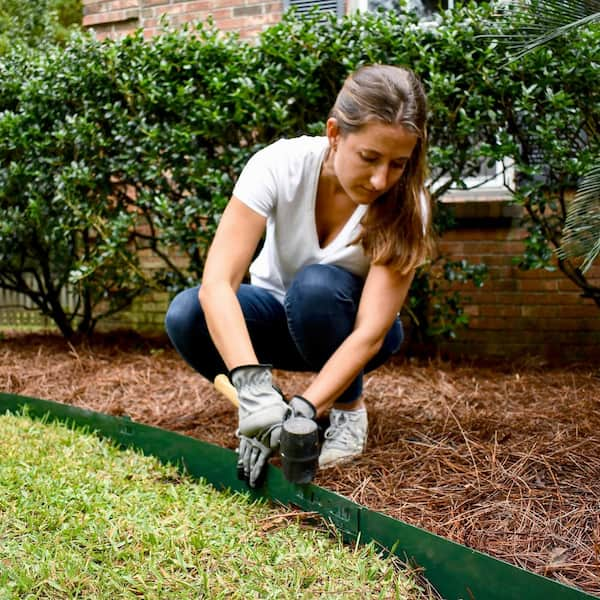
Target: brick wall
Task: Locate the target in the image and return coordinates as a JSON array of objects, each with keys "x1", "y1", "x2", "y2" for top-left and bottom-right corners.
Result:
[
  {"x1": 97, "y1": 200, "x2": 599, "y2": 362},
  {"x1": 435, "y1": 200, "x2": 600, "y2": 362},
  {"x1": 82, "y1": 0, "x2": 284, "y2": 39}
]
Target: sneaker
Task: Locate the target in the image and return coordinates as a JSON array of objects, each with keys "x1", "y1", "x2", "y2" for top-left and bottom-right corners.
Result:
[{"x1": 318, "y1": 407, "x2": 368, "y2": 469}]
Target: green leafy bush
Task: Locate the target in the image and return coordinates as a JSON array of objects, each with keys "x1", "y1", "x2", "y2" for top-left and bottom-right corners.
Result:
[
  {"x1": 0, "y1": 0, "x2": 82, "y2": 53},
  {"x1": 494, "y1": 29, "x2": 599, "y2": 302},
  {"x1": 0, "y1": 2, "x2": 596, "y2": 340},
  {"x1": 487, "y1": 0, "x2": 600, "y2": 274}
]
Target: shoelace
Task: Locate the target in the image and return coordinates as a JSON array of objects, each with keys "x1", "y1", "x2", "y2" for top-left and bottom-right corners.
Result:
[{"x1": 324, "y1": 412, "x2": 363, "y2": 448}]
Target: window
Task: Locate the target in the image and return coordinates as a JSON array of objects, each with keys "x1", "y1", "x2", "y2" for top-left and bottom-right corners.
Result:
[
  {"x1": 349, "y1": 0, "x2": 459, "y2": 16},
  {"x1": 283, "y1": 0, "x2": 346, "y2": 17},
  {"x1": 435, "y1": 159, "x2": 516, "y2": 202}
]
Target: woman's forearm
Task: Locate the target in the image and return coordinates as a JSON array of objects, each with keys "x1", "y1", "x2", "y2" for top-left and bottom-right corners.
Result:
[
  {"x1": 199, "y1": 282, "x2": 257, "y2": 370},
  {"x1": 301, "y1": 329, "x2": 383, "y2": 416}
]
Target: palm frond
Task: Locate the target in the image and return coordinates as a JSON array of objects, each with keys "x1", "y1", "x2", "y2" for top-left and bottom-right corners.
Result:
[
  {"x1": 558, "y1": 163, "x2": 600, "y2": 272},
  {"x1": 492, "y1": 0, "x2": 600, "y2": 62}
]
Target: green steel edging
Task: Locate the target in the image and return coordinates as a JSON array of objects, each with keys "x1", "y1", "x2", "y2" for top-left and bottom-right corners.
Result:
[{"x1": 0, "y1": 392, "x2": 593, "y2": 600}]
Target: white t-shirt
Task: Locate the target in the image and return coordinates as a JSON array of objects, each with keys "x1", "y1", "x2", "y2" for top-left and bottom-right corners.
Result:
[{"x1": 232, "y1": 136, "x2": 370, "y2": 303}]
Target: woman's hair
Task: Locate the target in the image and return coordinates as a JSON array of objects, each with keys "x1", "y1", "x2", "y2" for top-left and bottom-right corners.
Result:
[{"x1": 329, "y1": 64, "x2": 434, "y2": 274}]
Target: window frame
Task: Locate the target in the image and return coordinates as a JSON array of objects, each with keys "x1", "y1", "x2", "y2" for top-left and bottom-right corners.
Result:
[
  {"x1": 432, "y1": 159, "x2": 516, "y2": 203},
  {"x1": 283, "y1": 0, "x2": 346, "y2": 17}
]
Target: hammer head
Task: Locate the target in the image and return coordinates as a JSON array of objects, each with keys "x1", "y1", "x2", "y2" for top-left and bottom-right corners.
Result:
[{"x1": 280, "y1": 416, "x2": 319, "y2": 484}]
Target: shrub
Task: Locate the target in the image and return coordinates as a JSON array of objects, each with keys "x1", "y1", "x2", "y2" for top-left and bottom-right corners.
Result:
[
  {"x1": 0, "y1": 0, "x2": 82, "y2": 53},
  {"x1": 492, "y1": 26, "x2": 600, "y2": 305},
  {"x1": 1, "y1": 3, "x2": 596, "y2": 339}
]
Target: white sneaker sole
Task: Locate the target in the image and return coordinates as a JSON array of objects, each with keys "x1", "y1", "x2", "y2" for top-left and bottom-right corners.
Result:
[{"x1": 318, "y1": 449, "x2": 364, "y2": 469}]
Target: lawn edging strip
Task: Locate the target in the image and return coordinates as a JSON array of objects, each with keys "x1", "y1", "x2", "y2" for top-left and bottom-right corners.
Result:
[{"x1": 0, "y1": 391, "x2": 592, "y2": 600}]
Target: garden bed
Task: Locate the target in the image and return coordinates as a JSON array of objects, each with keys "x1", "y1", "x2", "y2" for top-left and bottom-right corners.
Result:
[{"x1": 1, "y1": 331, "x2": 599, "y2": 596}]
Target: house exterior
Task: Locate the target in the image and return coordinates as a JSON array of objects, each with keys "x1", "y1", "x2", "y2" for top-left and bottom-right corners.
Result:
[
  {"x1": 81, "y1": 0, "x2": 447, "y2": 39},
  {"x1": 78, "y1": 0, "x2": 600, "y2": 362},
  {"x1": 83, "y1": 0, "x2": 286, "y2": 39}
]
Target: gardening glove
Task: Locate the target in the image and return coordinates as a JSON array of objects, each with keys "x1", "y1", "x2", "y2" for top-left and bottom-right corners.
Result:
[
  {"x1": 236, "y1": 395, "x2": 317, "y2": 488},
  {"x1": 236, "y1": 434, "x2": 273, "y2": 488},
  {"x1": 230, "y1": 364, "x2": 289, "y2": 487},
  {"x1": 287, "y1": 395, "x2": 317, "y2": 421},
  {"x1": 230, "y1": 366, "x2": 317, "y2": 488}
]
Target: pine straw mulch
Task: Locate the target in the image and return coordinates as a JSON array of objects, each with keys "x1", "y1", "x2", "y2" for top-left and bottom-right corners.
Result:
[{"x1": 1, "y1": 331, "x2": 599, "y2": 596}]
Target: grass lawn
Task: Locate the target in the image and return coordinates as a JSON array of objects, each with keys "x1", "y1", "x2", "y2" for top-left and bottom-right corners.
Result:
[{"x1": 0, "y1": 412, "x2": 428, "y2": 599}]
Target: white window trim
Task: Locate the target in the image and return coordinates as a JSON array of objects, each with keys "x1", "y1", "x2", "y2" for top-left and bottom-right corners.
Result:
[
  {"x1": 435, "y1": 160, "x2": 516, "y2": 203},
  {"x1": 346, "y1": 0, "x2": 368, "y2": 10}
]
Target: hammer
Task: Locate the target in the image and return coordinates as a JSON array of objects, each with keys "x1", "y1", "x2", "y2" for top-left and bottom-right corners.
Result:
[{"x1": 214, "y1": 374, "x2": 319, "y2": 484}]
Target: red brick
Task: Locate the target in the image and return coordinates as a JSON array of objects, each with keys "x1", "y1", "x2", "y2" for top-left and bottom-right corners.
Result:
[
  {"x1": 143, "y1": 27, "x2": 160, "y2": 38},
  {"x1": 437, "y1": 243, "x2": 466, "y2": 256},
  {"x1": 185, "y1": 1, "x2": 214, "y2": 11},
  {"x1": 484, "y1": 266, "x2": 515, "y2": 279},
  {"x1": 84, "y1": 8, "x2": 138, "y2": 25},
  {"x1": 557, "y1": 278, "x2": 586, "y2": 292},
  {"x1": 466, "y1": 292, "x2": 511, "y2": 305},
  {"x1": 210, "y1": 7, "x2": 235, "y2": 19},
  {"x1": 113, "y1": 19, "x2": 138, "y2": 32},
  {"x1": 482, "y1": 255, "x2": 517, "y2": 267},
  {"x1": 438, "y1": 230, "x2": 464, "y2": 242},
  {"x1": 543, "y1": 318, "x2": 599, "y2": 331},
  {"x1": 109, "y1": 0, "x2": 138, "y2": 9},
  {"x1": 526, "y1": 293, "x2": 588, "y2": 306},
  {"x1": 467, "y1": 317, "x2": 519, "y2": 330},
  {"x1": 170, "y1": 13, "x2": 206, "y2": 25},
  {"x1": 83, "y1": 2, "x2": 106, "y2": 16},
  {"x1": 516, "y1": 268, "x2": 561, "y2": 279},
  {"x1": 463, "y1": 305, "x2": 479, "y2": 316},
  {"x1": 521, "y1": 304, "x2": 600, "y2": 319},
  {"x1": 479, "y1": 305, "x2": 522, "y2": 317},
  {"x1": 484, "y1": 279, "x2": 519, "y2": 292},
  {"x1": 462, "y1": 240, "x2": 525, "y2": 255},
  {"x1": 157, "y1": 4, "x2": 190, "y2": 15},
  {"x1": 234, "y1": 4, "x2": 264, "y2": 17},
  {"x1": 517, "y1": 279, "x2": 559, "y2": 292}
]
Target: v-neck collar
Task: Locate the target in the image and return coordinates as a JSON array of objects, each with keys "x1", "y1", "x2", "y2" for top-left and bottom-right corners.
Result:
[{"x1": 309, "y1": 142, "x2": 367, "y2": 252}]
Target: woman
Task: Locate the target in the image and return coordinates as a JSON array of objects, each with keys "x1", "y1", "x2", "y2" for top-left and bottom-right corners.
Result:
[{"x1": 165, "y1": 64, "x2": 433, "y2": 487}]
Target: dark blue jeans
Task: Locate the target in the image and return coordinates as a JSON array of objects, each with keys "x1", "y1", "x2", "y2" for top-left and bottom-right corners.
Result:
[{"x1": 165, "y1": 264, "x2": 403, "y2": 404}]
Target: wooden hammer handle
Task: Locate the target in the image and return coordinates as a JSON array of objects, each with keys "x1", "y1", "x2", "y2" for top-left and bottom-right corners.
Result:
[{"x1": 214, "y1": 373, "x2": 239, "y2": 407}]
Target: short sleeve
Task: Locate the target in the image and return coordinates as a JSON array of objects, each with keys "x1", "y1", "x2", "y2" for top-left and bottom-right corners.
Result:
[{"x1": 232, "y1": 143, "x2": 281, "y2": 218}]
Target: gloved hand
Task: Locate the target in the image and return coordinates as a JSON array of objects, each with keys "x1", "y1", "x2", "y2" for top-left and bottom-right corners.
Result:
[
  {"x1": 230, "y1": 364, "x2": 288, "y2": 487},
  {"x1": 235, "y1": 435, "x2": 273, "y2": 489},
  {"x1": 237, "y1": 395, "x2": 317, "y2": 487},
  {"x1": 287, "y1": 395, "x2": 317, "y2": 421},
  {"x1": 230, "y1": 365, "x2": 316, "y2": 487}
]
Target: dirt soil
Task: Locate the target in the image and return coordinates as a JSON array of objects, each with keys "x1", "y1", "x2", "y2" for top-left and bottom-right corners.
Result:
[{"x1": 1, "y1": 331, "x2": 599, "y2": 596}]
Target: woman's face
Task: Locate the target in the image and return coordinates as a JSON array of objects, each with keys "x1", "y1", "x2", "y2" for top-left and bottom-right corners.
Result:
[{"x1": 327, "y1": 118, "x2": 418, "y2": 205}]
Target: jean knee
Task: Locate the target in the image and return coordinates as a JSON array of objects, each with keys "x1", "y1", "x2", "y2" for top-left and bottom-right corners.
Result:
[
  {"x1": 288, "y1": 265, "x2": 330, "y2": 303},
  {"x1": 164, "y1": 293, "x2": 183, "y2": 339},
  {"x1": 284, "y1": 266, "x2": 363, "y2": 369},
  {"x1": 164, "y1": 287, "x2": 203, "y2": 344},
  {"x1": 288, "y1": 264, "x2": 362, "y2": 307}
]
